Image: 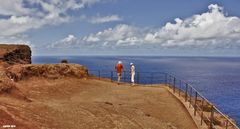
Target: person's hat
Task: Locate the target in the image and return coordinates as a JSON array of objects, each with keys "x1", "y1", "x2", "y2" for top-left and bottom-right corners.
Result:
[
  {"x1": 130, "y1": 63, "x2": 133, "y2": 65},
  {"x1": 118, "y1": 61, "x2": 122, "y2": 64}
]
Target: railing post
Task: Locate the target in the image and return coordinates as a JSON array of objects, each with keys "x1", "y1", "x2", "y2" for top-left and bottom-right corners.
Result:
[
  {"x1": 151, "y1": 73, "x2": 153, "y2": 85},
  {"x1": 194, "y1": 92, "x2": 197, "y2": 116},
  {"x1": 185, "y1": 83, "x2": 188, "y2": 102},
  {"x1": 225, "y1": 120, "x2": 229, "y2": 129},
  {"x1": 173, "y1": 77, "x2": 176, "y2": 93},
  {"x1": 137, "y1": 72, "x2": 139, "y2": 84},
  {"x1": 179, "y1": 80, "x2": 181, "y2": 97},
  {"x1": 201, "y1": 97, "x2": 204, "y2": 125},
  {"x1": 168, "y1": 75, "x2": 171, "y2": 87},
  {"x1": 123, "y1": 71, "x2": 126, "y2": 82},
  {"x1": 210, "y1": 105, "x2": 214, "y2": 129},
  {"x1": 98, "y1": 70, "x2": 100, "y2": 80},
  {"x1": 165, "y1": 73, "x2": 168, "y2": 84},
  {"x1": 189, "y1": 87, "x2": 192, "y2": 108},
  {"x1": 111, "y1": 71, "x2": 113, "y2": 82}
]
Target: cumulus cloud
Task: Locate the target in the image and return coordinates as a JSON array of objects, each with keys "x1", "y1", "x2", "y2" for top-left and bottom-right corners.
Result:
[
  {"x1": 51, "y1": 24, "x2": 144, "y2": 49},
  {"x1": 0, "y1": 0, "x2": 109, "y2": 36},
  {"x1": 89, "y1": 14, "x2": 123, "y2": 24},
  {"x1": 50, "y1": 34, "x2": 78, "y2": 48},
  {"x1": 51, "y1": 4, "x2": 240, "y2": 50},
  {"x1": 0, "y1": 35, "x2": 34, "y2": 48},
  {"x1": 144, "y1": 4, "x2": 240, "y2": 48}
]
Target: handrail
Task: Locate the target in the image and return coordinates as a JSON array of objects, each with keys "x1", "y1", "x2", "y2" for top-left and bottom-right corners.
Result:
[
  {"x1": 167, "y1": 74, "x2": 239, "y2": 129},
  {"x1": 88, "y1": 70, "x2": 239, "y2": 129},
  {"x1": 214, "y1": 105, "x2": 238, "y2": 128},
  {"x1": 168, "y1": 74, "x2": 212, "y2": 104}
]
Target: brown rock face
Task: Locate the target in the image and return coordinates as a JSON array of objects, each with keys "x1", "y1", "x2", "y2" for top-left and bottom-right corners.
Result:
[
  {"x1": 0, "y1": 44, "x2": 31, "y2": 64},
  {"x1": 0, "y1": 44, "x2": 90, "y2": 128},
  {"x1": 6, "y1": 64, "x2": 88, "y2": 81}
]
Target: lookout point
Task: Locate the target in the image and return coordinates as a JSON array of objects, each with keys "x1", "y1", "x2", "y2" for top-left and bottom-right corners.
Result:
[{"x1": 0, "y1": 44, "x2": 238, "y2": 129}]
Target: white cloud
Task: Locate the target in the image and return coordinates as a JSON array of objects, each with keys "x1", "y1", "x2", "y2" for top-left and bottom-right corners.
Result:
[
  {"x1": 51, "y1": 24, "x2": 143, "y2": 48},
  {"x1": 89, "y1": 14, "x2": 122, "y2": 24},
  {"x1": 0, "y1": 0, "x2": 110, "y2": 36},
  {"x1": 51, "y1": 4, "x2": 240, "y2": 50},
  {"x1": 143, "y1": 4, "x2": 240, "y2": 49},
  {"x1": 50, "y1": 34, "x2": 78, "y2": 48},
  {"x1": 0, "y1": 0, "x2": 32, "y2": 16},
  {"x1": 0, "y1": 35, "x2": 34, "y2": 48}
]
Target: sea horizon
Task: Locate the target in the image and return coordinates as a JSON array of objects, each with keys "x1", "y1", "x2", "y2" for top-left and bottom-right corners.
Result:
[{"x1": 32, "y1": 55, "x2": 240, "y2": 58}]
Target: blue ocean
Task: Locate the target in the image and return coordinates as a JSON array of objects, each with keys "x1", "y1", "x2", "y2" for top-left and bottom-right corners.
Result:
[{"x1": 32, "y1": 56, "x2": 240, "y2": 125}]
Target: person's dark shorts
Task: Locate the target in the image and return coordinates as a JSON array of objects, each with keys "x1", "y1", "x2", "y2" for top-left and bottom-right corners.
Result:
[{"x1": 117, "y1": 73, "x2": 122, "y2": 77}]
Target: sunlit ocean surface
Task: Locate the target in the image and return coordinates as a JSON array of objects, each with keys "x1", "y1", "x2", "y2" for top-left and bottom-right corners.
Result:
[{"x1": 32, "y1": 56, "x2": 240, "y2": 125}]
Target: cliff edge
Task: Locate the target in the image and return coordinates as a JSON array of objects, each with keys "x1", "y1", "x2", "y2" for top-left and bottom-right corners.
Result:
[
  {"x1": 6, "y1": 64, "x2": 88, "y2": 81},
  {"x1": 0, "y1": 44, "x2": 89, "y2": 128},
  {"x1": 0, "y1": 44, "x2": 31, "y2": 64},
  {"x1": 0, "y1": 44, "x2": 88, "y2": 90}
]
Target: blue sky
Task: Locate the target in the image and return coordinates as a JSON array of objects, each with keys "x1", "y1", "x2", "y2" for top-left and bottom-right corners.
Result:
[{"x1": 1, "y1": 0, "x2": 240, "y2": 56}]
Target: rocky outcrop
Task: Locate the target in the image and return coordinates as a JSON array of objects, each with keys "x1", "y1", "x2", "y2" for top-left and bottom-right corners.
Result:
[
  {"x1": 0, "y1": 44, "x2": 90, "y2": 128},
  {"x1": 0, "y1": 44, "x2": 88, "y2": 96},
  {"x1": 0, "y1": 44, "x2": 31, "y2": 64},
  {"x1": 6, "y1": 64, "x2": 88, "y2": 81}
]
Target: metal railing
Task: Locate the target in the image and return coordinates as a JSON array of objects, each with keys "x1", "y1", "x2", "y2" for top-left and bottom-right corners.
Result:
[
  {"x1": 167, "y1": 74, "x2": 239, "y2": 129},
  {"x1": 88, "y1": 70, "x2": 239, "y2": 129},
  {"x1": 89, "y1": 70, "x2": 167, "y2": 84}
]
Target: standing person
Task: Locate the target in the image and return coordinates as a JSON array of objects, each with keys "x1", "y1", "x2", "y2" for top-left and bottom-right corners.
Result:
[
  {"x1": 130, "y1": 63, "x2": 135, "y2": 85},
  {"x1": 115, "y1": 61, "x2": 123, "y2": 84}
]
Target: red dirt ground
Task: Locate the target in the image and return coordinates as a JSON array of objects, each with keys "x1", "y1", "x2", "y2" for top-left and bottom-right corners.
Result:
[{"x1": 0, "y1": 77, "x2": 197, "y2": 129}]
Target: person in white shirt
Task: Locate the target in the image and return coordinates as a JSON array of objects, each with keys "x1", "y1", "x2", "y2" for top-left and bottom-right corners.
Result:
[{"x1": 130, "y1": 63, "x2": 135, "y2": 85}]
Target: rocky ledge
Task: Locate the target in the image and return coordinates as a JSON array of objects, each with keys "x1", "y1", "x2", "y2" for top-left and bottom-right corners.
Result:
[
  {"x1": 6, "y1": 64, "x2": 88, "y2": 81},
  {"x1": 0, "y1": 44, "x2": 88, "y2": 95},
  {"x1": 0, "y1": 44, "x2": 31, "y2": 64}
]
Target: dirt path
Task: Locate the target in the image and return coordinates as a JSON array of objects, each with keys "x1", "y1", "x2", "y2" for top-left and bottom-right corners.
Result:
[{"x1": 0, "y1": 77, "x2": 197, "y2": 129}]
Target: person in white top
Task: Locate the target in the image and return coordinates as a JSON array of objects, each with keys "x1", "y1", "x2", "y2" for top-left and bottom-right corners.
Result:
[{"x1": 130, "y1": 63, "x2": 135, "y2": 85}]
